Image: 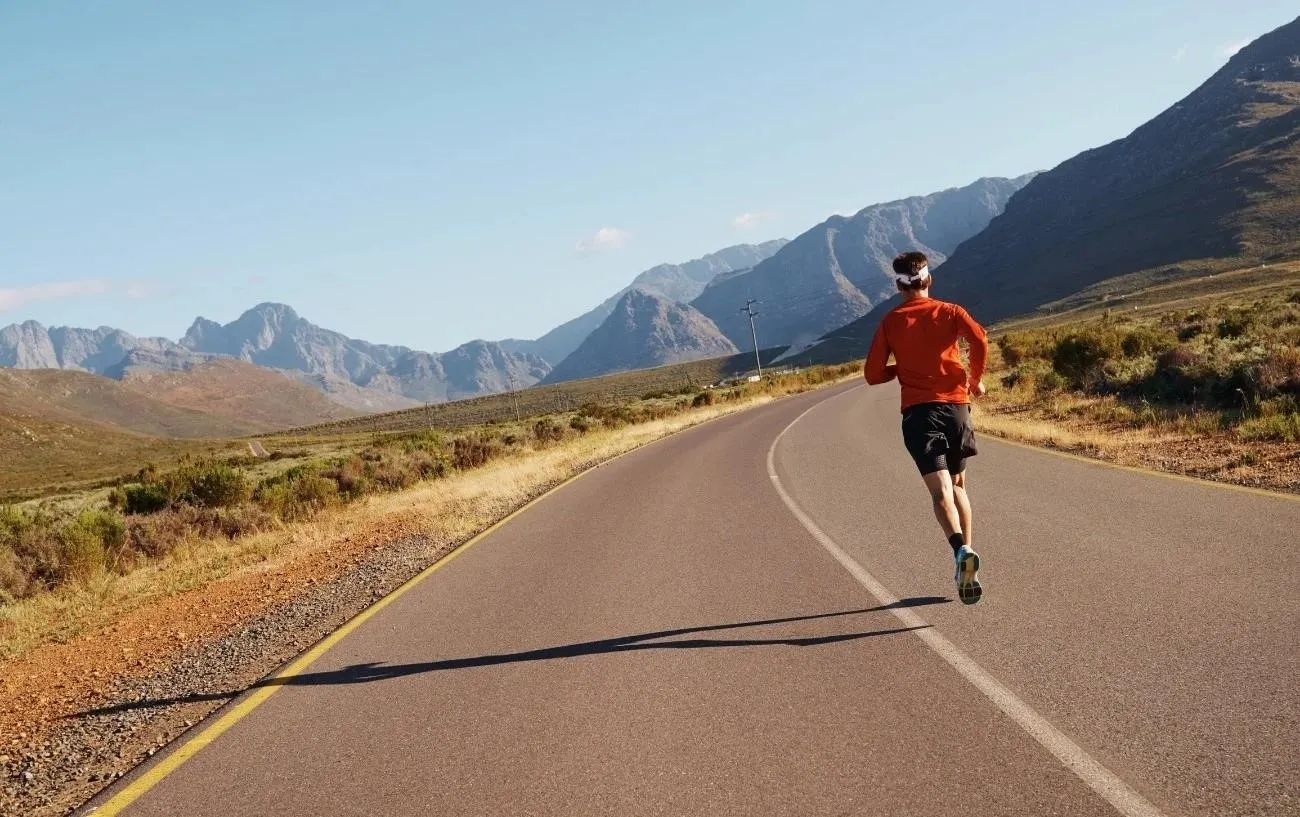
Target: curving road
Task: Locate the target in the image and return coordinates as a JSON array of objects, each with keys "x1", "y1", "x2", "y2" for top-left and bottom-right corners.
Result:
[{"x1": 83, "y1": 383, "x2": 1299, "y2": 817}]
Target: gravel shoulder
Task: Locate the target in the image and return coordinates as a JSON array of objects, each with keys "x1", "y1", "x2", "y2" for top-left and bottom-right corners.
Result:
[{"x1": 0, "y1": 391, "x2": 816, "y2": 817}]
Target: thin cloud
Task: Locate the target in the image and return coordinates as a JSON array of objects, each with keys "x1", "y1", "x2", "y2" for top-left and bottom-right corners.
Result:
[
  {"x1": 124, "y1": 279, "x2": 156, "y2": 300},
  {"x1": 0, "y1": 279, "x2": 114, "y2": 312},
  {"x1": 575, "y1": 226, "x2": 631, "y2": 255},
  {"x1": 731, "y1": 212, "x2": 768, "y2": 231},
  {"x1": 1219, "y1": 38, "x2": 1250, "y2": 58},
  {"x1": 1173, "y1": 44, "x2": 1188, "y2": 62}
]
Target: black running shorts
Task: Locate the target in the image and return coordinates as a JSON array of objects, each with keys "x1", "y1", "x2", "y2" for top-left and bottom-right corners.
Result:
[{"x1": 900, "y1": 401, "x2": 978, "y2": 476}]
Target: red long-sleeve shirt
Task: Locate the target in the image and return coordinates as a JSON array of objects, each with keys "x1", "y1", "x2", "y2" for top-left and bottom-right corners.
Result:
[{"x1": 864, "y1": 297, "x2": 988, "y2": 411}]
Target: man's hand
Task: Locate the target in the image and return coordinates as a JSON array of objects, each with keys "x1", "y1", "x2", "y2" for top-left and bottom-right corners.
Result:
[{"x1": 969, "y1": 379, "x2": 987, "y2": 398}]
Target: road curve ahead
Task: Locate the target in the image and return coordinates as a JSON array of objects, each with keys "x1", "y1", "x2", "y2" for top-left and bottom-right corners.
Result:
[{"x1": 84, "y1": 383, "x2": 1298, "y2": 817}]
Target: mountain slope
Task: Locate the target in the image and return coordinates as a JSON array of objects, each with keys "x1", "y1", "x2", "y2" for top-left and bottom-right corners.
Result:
[
  {"x1": 928, "y1": 17, "x2": 1300, "y2": 324},
  {"x1": 118, "y1": 356, "x2": 361, "y2": 429},
  {"x1": 691, "y1": 176, "x2": 1034, "y2": 349},
  {"x1": 543, "y1": 290, "x2": 739, "y2": 383},
  {"x1": 520, "y1": 240, "x2": 787, "y2": 364},
  {"x1": 0, "y1": 322, "x2": 183, "y2": 374},
  {"x1": 179, "y1": 303, "x2": 552, "y2": 403},
  {"x1": 0, "y1": 368, "x2": 260, "y2": 438}
]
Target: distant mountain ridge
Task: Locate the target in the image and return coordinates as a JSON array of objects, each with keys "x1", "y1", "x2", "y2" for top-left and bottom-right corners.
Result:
[
  {"x1": 691, "y1": 176, "x2": 1035, "y2": 349},
  {"x1": 512, "y1": 240, "x2": 787, "y2": 365},
  {"x1": 543, "y1": 289, "x2": 739, "y2": 383},
  {"x1": 798, "y1": 18, "x2": 1300, "y2": 364},
  {"x1": 927, "y1": 17, "x2": 1300, "y2": 324},
  {"x1": 0, "y1": 304, "x2": 553, "y2": 412},
  {"x1": 179, "y1": 304, "x2": 553, "y2": 404}
]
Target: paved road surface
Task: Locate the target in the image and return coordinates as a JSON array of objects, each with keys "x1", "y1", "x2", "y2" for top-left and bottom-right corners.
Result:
[{"x1": 84, "y1": 383, "x2": 1299, "y2": 816}]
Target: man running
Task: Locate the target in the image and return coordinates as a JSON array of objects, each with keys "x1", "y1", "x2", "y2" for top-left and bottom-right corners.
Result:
[{"x1": 863, "y1": 251, "x2": 989, "y2": 604}]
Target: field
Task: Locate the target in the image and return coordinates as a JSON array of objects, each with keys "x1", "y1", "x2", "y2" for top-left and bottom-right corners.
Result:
[
  {"x1": 1, "y1": 348, "x2": 789, "y2": 503},
  {"x1": 0, "y1": 362, "x2": 857, "y2": 631},
  {"x1": 978, "y1": 264, "x2": 1300, "y2": 493},
  {"x1": 281, "y1": 347, "x2": 789, "y2": 437}
]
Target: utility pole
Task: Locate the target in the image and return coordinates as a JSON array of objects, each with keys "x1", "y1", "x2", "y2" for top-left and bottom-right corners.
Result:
[
  {"x1": 507, "y1": 373, "x2": 522, "y2": 423},
  {"x1": 740, "y1": 299, "x2": 762, "y2": 378}
]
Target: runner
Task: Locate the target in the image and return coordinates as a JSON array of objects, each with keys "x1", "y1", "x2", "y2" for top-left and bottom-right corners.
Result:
[{"x1": 864, "y1": 251, "x2": 989, "y2": 604}]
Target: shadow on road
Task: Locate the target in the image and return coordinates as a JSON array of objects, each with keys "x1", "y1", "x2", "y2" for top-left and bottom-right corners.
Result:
[{"x1": 71, "y1": 596, "x2": 947, "y2": 718}]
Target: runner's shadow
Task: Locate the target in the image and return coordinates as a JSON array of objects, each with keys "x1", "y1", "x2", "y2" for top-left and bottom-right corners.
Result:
[{"x1": 70, "y1": 596, "x2": 947, "y2": 718}]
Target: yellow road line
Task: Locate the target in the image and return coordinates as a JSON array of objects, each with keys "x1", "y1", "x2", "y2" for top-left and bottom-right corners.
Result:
[
  {"x1": 983, "y1": 431, "x2": 1300, "y2": 503},
  {"x1": 87, "y1": 391, "x2": 826, "y2": 815},
  {"x1": 90, "y1": 476, "x2": 558, "y2": 815}
]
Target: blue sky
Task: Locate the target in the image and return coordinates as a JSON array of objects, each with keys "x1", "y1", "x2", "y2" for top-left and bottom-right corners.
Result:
[{"x1": 1, "y1": 2, "x2": 1295, "y2": 351}]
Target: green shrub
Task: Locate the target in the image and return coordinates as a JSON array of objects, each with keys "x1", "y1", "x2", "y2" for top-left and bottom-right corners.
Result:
[
  {"x1": 577, "y1": 403, "x2": 633, "y2": 427},
  {"x1": 322, "y1": 456, "x2": 372, "y2": 499},
  {"x1": 1216, "y1": 312, "x2": 1254, "y2": 339},
  {"x1": 256, "y1": 474, "x2": 340, "y2": 521},
  {"x1": 1237, "y1": 412, "x2": 1300, "y2": 442},
  {"x1": 124, "y1": 482, "x2": 171, "y2": 514},
  {"x1": 692, "y1": 391, "x2": 716, "y2": 408},
  {"x1": 180, "y1": 462, "x2": 251, "y2": 509},
  {"x1": 58, "y1": 509, "x2": 125, "y2": 583},
  {"x1": 0, "y1": 507, "x2": 60, "y2": 598},
  {"x1": 1051, "y1": 332, "x2": 1120, "y2": 389},
  {"x1": 1141, "y1": 347, "x2": 1211, "y2": 402},
  {"x1": 0, "y1": 507, "x2": 128, "y2": 594},
  {"x1": 997, "y1": 331, "x2": 1055, "y2": 367},
  {"x1": 569, "y1": 415, "x2": 591, "y2": 433},
  {"x1": 1119, "y1": 327, "x2": 1177, "y2": 358}
]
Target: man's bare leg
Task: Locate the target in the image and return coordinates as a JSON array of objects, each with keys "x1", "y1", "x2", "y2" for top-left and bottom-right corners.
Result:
[
  {"x1": 952, "y1": 470, "x2": 973, "y2": 546},
  {"x1": 922, "y1": 470, "x2": 962, "y2": 539},
  {"x1": 924, "y1": 468, "x2": 982, "y2": 604}
]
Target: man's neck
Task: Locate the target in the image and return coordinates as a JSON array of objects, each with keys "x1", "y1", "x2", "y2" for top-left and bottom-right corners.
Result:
[{"x1": 901, "y1": 290, "x2": 932, "y2": 303}]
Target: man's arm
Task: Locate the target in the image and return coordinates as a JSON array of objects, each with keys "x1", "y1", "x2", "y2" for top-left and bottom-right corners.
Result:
[
  {"x1": 863, "y1": 323, "x2": 896, "y2": 384},
  {"x1": 953, "y1": 305, "x2": 988, "y2": 392}
]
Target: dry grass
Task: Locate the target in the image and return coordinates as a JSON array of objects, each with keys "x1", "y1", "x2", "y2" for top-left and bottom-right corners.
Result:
[
  {"x1": 283, "y1": 347, "x2": 791, "y2": 437},
  {"x1": 975, "y1": 276, "x2": 1300, "y2": 493}
]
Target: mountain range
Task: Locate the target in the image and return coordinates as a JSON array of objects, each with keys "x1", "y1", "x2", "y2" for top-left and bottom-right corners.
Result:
[
  {"x1": 504, "y1": 240, "x2": 787, "y2": 365},
  {"x1": 0, "y1": 305, "x2": 554, "y2": 414},
  {"x1": 690, "y1": 175, "x2": 1035, "y2": 353},
  {"x1": 799, "y1": 15, "x2": 1300, "y2": 363},
  {"x1": 543, "y1": 289, "x2": 738, "y2": 383}
]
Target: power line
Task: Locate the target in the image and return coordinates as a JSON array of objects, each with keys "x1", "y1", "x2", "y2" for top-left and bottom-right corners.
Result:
[{"x1": 740, "y1": 299, "x2": 762, "y2": 378}]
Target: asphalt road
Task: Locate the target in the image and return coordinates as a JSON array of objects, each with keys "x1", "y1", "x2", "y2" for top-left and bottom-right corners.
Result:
[{"x1": 84, "y1": 382, "x2": 1299, "y2": 816}]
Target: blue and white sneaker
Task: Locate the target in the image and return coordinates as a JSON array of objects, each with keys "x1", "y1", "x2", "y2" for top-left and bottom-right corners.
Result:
[{"x1": 954, "y1": 545, "x2": 982, "y2": 605}]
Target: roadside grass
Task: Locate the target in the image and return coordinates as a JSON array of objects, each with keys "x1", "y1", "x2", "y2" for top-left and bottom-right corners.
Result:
[
  {"x1": 985, "y1": 286, "x2": 1300, "y2": 440},
  {"x1": 977, "y1": 275, "x2": 1300, "y2": 491},
  {"x1": 1, "y1": 348, "x2": 793, "y2": 504},
  {"x1": 276, "y1": 347, "x2": 792, "y2": 437},
  {"x1": 0, "y1": 363, "x2": 858, "y2": 658}
]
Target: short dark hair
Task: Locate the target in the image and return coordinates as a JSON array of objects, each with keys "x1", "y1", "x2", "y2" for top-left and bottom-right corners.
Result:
[{"x1": 892, "y1": 251, "x2": 930, "y2": 291}]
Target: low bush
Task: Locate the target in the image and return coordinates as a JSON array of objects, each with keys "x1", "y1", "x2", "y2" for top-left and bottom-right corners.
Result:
[
  {"x1": 180, "y1": 462, "x2": 251, "y2": 509},
  {"x1": 0, "y1": 506, "x2": 129, "y2": 598},
  {"x1": 452, "y1": 433, "x2": 501, "y2": 470},
  {"x1": 124, "y1": 482, "x2": 170, "y2": 515},
  {"x1": 532, "y1": 418, "x2": 566, "y2": 444}
]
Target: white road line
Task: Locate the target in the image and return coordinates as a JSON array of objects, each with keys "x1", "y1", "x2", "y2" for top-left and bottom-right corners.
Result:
[{"x1": 767, "y1": 396, "x2": 1168, "y2": 817}]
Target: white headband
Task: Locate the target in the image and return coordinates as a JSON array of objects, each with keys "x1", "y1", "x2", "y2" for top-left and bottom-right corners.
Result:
[{"x1": 895, "y1": 264, "x2": 929, "y2": 285}]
